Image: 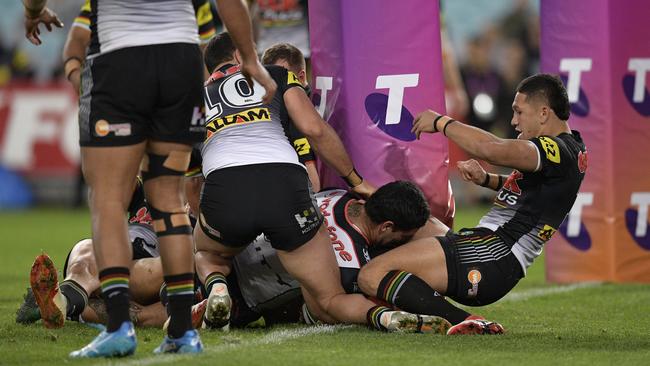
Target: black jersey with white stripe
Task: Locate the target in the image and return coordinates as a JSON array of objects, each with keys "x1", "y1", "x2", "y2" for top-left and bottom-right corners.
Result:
[{"x1": 478, "y1": 131, "x2": 587, "y2": 272}]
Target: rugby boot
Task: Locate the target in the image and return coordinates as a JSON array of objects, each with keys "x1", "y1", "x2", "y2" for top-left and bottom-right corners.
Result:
[
  {"x1": 153, "y1": 329, "x2": 203, "y2": 354},
  {"x1": 30, "y1": 253, "x2": 67, "y2": 328},
  {"x1": 447, "y1": 316, "x2": 505, "y2": 335},
  {"x1": 16, "y1": 287, "x2": 41, "y2": 324},
  {"x1": 381, "y1": 311, "x2": 451, "y2": 334},
  {"x1": 163, "y1": 299, "x2": 208, "y2": 331},
  {"x1": 69, "y1": 321, "x2": 137, "y2": 358},
  {"x1": 203, "y1": 283, "x2": 231, "y2": 330}
]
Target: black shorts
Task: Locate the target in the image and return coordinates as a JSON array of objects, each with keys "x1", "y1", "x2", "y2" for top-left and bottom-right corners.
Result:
[
  {"x1": 439, "y1": 228, "x2": 524, "y2": 306},
  {"x1": 79, "y1": 43, "x2": 205, "y2": 146},
  {"x1": 199, "y1": 163, "x2": 323, "y2": 251}
]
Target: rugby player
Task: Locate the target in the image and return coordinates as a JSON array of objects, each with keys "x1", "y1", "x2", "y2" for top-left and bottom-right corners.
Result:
[
  {"x1": 23, "y1": 0, "x2": 277, "y2": 357},
  {"x1": 195, "y1": 32, "x2": 450, "y2": 334},
  {"x1": 358, "y1": 74, "x2": 587, "y2": 334}
]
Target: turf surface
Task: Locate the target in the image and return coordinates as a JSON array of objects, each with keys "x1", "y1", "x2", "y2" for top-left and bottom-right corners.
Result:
[{"x1": 1, "y1": 207, "x2": 648, "y2": 365}]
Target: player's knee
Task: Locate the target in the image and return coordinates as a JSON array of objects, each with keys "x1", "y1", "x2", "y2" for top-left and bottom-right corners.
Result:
[
  {"x1": 150, "y1": 206, "x2": 192, "y2": 238},
  {"x1": 357, "y1": 263, "x2": 384, "y2": 296},
  {"x1": 141, "y1": 150, "x2": 191, "y2": 182},
  {"x1": 67, "y1": 239, "x2": 97, "y2": 276}
]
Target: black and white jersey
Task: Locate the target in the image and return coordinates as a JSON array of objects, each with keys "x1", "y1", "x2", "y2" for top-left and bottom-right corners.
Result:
[
  {"x1": 86, "y1": 0, "x2": 199, "y2": 58},
  {"x1": 478, "y1": 131, "x2": 587, "y2": 272},
  {"x1": 201, "y1": 64, "x2": 305, "y2": 175}
]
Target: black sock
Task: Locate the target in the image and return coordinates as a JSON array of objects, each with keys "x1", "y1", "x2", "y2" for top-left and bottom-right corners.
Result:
[
  {"x1": 377, "y1": 270, "x2": 470, "y2": 324},
  {"x1": 366, "y1": 305, "x2": 391, "y2": 331},
  {"x1": 99, "y1": 267, "x2": 131, "y2": 332},
  {"x1": 59, "y1": 279, "x2": 88, "y2": 320},
  {"x1": 204, "y1": 272, "x2": 227, "y2": 295},
  {"x1": 159, "y1": 283, "x2": 170, "y2": 316},
  {"x1": 165, "y1": 273, "x2": 195, "y2": 338}
]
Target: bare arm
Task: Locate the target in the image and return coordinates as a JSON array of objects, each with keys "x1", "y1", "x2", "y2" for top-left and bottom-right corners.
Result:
[
  {"x1": 62, "y1": 26, "x2": 90, "y2": 94},
  {"x1": 456, "y1": 159, "x2": 507, "y2": 191},
  {"x1": 412, "y1": 110, "x2": 540, "y2": 172},
  {"x1": 214, "y1": 0, "x2": 276, "y2": 103},
  {"x1": 284, "y1": 87, "x2": 376, "y2": 197}
]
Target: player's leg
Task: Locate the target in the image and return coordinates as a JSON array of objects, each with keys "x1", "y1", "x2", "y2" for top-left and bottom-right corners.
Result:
[
  {"x1": 143, "y1": 140, "x2": 200, "y2": 353},
  {"x1": 26, "y1": 239, "x2": 96, "y2": 327},
  {"x1": 129, "y1": 257, "x2": 164, "y2": 306},
  {"x1": 279, "y1": 231, "x2": 448, "y2": 334},
  {"x1": 358, "y1": 232, "x2": 510, "y2": 334},
  {"x1": 194, "y1": 225, "x2": 238, "y2": 329}
]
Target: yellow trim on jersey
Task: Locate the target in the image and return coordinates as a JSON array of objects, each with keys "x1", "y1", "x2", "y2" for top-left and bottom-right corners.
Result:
[
  {"x1": 196, "y1": 2, "x2": 213, "y2": 26},
  {"x1": 287, "y1": 71, "x2": 301, "y2": 86},
  {"x1": 538, "y1": 136, "x2": 561, "y2": 164},
  {"x1": 81, "y1": 0, "x2": 91, "y2": 12}
]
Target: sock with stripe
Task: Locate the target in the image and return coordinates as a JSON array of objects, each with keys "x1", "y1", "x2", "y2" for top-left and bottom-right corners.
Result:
[
  {"x1": 366, "y1": 305, "x2": 391, "y2": 331},
  {"x1": 377, "y1": 270, "x2": 470, "y2": 324},
  {"x1": 99, "y1": 267, "x2": 131, "y2": 332},
  {"x1": 165, "y1": 273, "x2": 195, "y2": 338},
  {"x1": 204, "y1": 272, "x2": 227, "y2": 295},
  {"x1": 59, "y1": 279, "x2": 88, "y2": 320},
  {"x1": 159, "y1": 283, "x2": 170, "y2": 316}
]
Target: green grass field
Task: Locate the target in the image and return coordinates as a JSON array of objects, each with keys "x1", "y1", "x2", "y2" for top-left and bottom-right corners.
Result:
[{"x1": 1, "y1": 207, "x2": 649, "y2": 366}]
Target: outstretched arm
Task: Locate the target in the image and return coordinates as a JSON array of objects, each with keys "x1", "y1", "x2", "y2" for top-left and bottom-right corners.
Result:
[{"x1": 412, "y1": 110, "x2": 540, "y2": 172}]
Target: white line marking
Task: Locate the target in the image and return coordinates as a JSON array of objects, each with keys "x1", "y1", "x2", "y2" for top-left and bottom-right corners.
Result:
[
  {"x1": 92, "y1": 324, "x2": 350, "y2": 366},
  {"x1": 501, "y1": 282, "x2": 602, "y2": 302}
]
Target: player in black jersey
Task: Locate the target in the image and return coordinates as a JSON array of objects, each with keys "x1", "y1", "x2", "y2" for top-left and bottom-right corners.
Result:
[{"x1": 358, "y1": 73, "x2": 587, "y2": 334}]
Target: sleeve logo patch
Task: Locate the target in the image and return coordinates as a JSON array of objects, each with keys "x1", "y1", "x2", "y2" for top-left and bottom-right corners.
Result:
[
  {"x1": 287, "y1": 71, "x2": 301, "y2": 86},
  {"x1": 538, "y1": 224, "x2": 557, "y2": 242},
  {"x1": 539, "y1": 136, "x2": 561, "y2": 164},
  {"x1": 293, "y1": 137, "x2": 312, "y2": 156}
]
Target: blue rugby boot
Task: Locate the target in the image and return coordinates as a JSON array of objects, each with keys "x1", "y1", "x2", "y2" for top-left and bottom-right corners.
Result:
[
  {"x1": 69, "y1": 321, "x2": 136, "y2": 358},
  {"x1": 153, "y1": 329, "x2": 203, "y2": 354}
]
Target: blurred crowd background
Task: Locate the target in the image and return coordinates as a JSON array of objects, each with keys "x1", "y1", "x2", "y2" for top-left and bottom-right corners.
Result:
[{"x1": 0, "y1": 0, "x2": 540, "y2": 208}]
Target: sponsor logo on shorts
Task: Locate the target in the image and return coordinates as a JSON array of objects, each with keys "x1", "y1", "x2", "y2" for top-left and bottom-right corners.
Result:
[
  {"x1": 95, "y1": 119, "x2": 110, "y2": 137},
  {"x1": 94, "y1": 119, "x2": 132, "y2": 137},
  {"x1": 537, "y1": 224, "x2": 557, "y2": 242},
  {"x1": 294, "y1": 207, "x2": 320, "y2": 235},
  {"x1": 467, "y1": 269, "x2": 482, "y2": 298}
]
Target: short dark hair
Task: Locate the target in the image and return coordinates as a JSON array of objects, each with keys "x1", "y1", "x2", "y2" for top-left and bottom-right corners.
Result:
[
  {"x1": 261, "y1": 43, "x2": 305, "y2": 72},
  {"x1": 204, "y1": 32, "x2": 236, "y2": 73},
  {"x1": 365, "y1": 181, "x2": 430, "y2": 231},
  {"x1": 516, "y1": 73, "x2": 570, "y2": 120}
]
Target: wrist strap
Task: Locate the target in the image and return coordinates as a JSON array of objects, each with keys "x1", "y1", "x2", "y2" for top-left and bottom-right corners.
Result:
[
  {"x1": 443, "y1": 119, "x2": 457, "y2": 136},
  {"x1": 480, "y1": 173, "x2": 491, "y2": 188},
  {"x1": 496, "y1": 175, "x2": 504, "y2": 190},
  {"x1": 432, "y1": 115, "x2": 444, "y2": 133},
  {"x1": 64, "y1": 57, "x2": 82, "y2": 81},
  {"x1": 341, "y1": 168, "x2": 363, "y2": 188}
]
